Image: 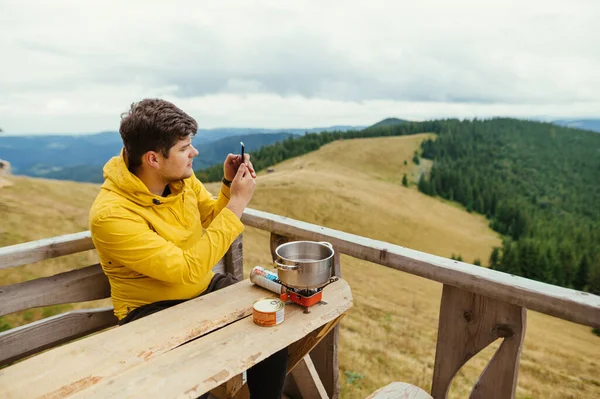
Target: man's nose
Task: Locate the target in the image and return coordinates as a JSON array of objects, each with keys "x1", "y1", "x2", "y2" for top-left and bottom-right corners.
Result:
[{"x1": 191, "y1": 145, "x2": 199, "y2": 157}]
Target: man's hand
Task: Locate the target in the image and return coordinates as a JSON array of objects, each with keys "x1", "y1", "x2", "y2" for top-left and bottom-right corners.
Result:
[
  {"x1": 226, "y1": 163, "x2": 256, "y2": 218},
  {"x1": 223, "y1": 153, "x2": 257, "y2": 182}
]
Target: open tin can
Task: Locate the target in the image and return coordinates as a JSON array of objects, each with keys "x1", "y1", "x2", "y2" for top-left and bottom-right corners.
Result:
[{"x1": 253, "y1": 298, "x2": 285, "y2": 327}]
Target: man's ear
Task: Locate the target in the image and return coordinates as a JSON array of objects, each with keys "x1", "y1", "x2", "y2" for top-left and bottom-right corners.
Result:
[{"x1": 144, "y1": 151, "x2": 161, "y2": 170}]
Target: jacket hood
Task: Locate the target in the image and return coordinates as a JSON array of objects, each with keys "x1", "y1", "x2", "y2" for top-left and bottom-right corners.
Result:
[{"x1": 101, "y1": 149, "x2": 185, "y2": 207}]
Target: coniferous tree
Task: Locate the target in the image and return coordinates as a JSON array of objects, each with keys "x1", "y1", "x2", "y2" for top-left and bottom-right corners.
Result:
[
  {"x1": 588, "y1": 256, "x2": 600, "y2": 295},
  {"x1": 574, "y1": 255, "x2": 590, "y2": 291},
  {"x1": 489, "y1": 247, "x2": 501, "y2": 269},
  {"x1": 418, "y1": 174, "x2": 429, "y2": 194},
  {"x1": 402, "y1": 174, "x2": 408, "y2": 187},
  {"x1": 413, "y1": 151, "x2": 420, "y2": 165}
]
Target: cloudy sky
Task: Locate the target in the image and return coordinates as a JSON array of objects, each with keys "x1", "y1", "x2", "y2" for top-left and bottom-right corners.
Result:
[{"x1": 1, "y1": 0, "x2": 599, "y2": 134}]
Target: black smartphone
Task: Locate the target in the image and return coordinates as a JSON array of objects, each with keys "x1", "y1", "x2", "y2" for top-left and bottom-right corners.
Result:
[{"x1": 240, "y1": 141, "x2": 245, "y2": 164}]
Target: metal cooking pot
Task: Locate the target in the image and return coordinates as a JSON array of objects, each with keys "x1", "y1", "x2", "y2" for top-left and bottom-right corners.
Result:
[{"x1": 273, "y1": 241, "x2": 334, "y2": 289}]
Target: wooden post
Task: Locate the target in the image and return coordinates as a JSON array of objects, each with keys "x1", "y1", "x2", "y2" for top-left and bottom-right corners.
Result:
[
  {"x1": 224, "y1": 234, "x2": 244, "y2": 281},
  {"x1": 431, "y1": 284, "x2": 526, "y2": 399}
]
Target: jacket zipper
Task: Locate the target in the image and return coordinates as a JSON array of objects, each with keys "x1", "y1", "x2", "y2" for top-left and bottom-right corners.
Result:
[{"x1": 166, "y1": 195, "x2": 187, "y2": 227}]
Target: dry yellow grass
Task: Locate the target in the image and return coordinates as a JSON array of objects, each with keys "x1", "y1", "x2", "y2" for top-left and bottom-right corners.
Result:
[
  {"x1": 1, "y1": 134, "x2": 599, "y2": 398},
  {"x1": 0, "y1": 175, "x2": 106, "y2": 326}
]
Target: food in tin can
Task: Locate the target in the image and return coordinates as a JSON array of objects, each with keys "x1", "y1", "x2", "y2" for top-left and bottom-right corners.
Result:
[
  {"x1": 253, "y1": 298, "x2": 285, "y2": 327},
  {"x1": 250, "y1": 266, "x2": 287, "y2": 294}
]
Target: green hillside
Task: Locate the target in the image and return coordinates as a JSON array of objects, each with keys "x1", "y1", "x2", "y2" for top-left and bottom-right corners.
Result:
[
  {"x1": 197, "y1": 118, "x2": 600, "y2": 294},
  {"x1": 368, "y1": 117, "x2": 408, "y2": 128},
  {"x1": 417, "y1": 119, "x2": 600, "y2": 293}
]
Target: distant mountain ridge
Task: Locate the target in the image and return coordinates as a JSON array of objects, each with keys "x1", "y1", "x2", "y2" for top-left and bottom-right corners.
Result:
[
  {"x1": 552, "y1": 119, "x2": 600, "y2": 133},
  {"x1": 0, "y1": 125, "x2": 363, "y2": 182},
  {"x1": 368, "y1": 117, "x2": 408, "y2": 128},
  {"x1": 194, "y1": 125, "x2": 366, "y2": 143}
]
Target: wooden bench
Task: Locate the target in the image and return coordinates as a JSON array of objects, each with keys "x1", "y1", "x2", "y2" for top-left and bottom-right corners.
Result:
[
  {"x1": 0, "y1": 235, "x2": 243, "y2": 367},
  {"x1": 0, "y1": 276, "x2": 352, "y2": 398},
  {"x1": 0, "y1": 232, "x2": 347, "y2": 398}
]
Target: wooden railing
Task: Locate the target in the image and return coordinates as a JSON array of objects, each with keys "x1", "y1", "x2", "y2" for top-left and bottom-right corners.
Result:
[{"x1": 1, "y1": 208, "x2": 599, "y2": 399}]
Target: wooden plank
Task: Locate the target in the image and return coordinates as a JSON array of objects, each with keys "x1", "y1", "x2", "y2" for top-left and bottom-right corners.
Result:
[
  {"x1": 0, "y1": 307, "x2": 117, "y2": 366},
  {"x1": 212, "y1": 258, "x2": 226, "y2": 275},
  {"x1": 0, "y1": 231, "x2": 93, "y2": 270},
  {"x1": 0, "y1": 253, "x2": 226, "y2": 365},
  {"x1": 287, "y1": 316, "x2": 343, "y2": 373},
  {"x1": 366, "y1": 382, "x2": 433, "y2": 399},
  {"x1": 243, "y1": 208, "x2": 600, "y2": 328},
  {"x1": 66, "y1": 279, "x2": 352, "y2": 399},
  {"x1": 0, "y1": 258, "x2": 227, "y2": 317},
  {"x1": 209, "y1": 373, "x2": 244, "y2": 399},
  {"x1": 0, "y1": 280, "x2": 284, "y2": 398},
  {"x1": 291, "y1": 356, "x2": 329, "y2": 399},
  {"x1": 0, "y1": 264, "x2": 110, "y2": 317},
  {"x1": 224, "y1": 234, "x2": 244, "y2": 280},
  {"x1": 310, "y1": 324, "x2": 340, "y2": 399},
  {"x1": 431, "y1": 285, "x2": 526, "y2": 399}
]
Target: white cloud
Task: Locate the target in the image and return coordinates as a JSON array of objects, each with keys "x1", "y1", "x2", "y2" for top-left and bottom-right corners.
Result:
[{"x1": 0, "y1": 0, "x2": 599, "y2": 133}]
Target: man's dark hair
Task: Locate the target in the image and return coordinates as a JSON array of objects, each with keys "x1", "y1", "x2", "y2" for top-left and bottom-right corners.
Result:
[{"x1": 119, "y1": 99, "x2": 198, "y2": 172}]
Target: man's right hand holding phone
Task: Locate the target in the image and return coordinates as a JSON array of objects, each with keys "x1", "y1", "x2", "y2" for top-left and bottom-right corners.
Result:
[{"x1": 224, "y1": 146, "x2": 256, "y2": 218}]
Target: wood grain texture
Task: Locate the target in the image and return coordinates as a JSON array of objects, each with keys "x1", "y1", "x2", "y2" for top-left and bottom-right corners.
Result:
[
  {"x1": 224, "y1": 235, "x2": 244, "y2": 280},
  {"x1": 243, "y1": 208, "x2": 600, "y2": 328},
  {"x1": 65, "y1": 279, "x2": 352, "y2": 399},
  {"x1": 209, "y1": 373, "x2": 244, "y2": 399},
  {"x1": 0, "y1": 307, "x2": 117, "y2": 366},
  {"x1": 431, "y1": 285, "x2": 526, "y2": 399},
  {"x1": 287, "y1": 316, "x2": 343, "y2": 373},
  {"x1": 1, "y1": 258, "x2": 226, "y2": 317},
  {"x1": 0, "y1": 279, "x2": 351, "y2": 399},
  {"x1": 0, "y1": 231, "x2": 93, "y2": 270},
  {"x1": 0, "y1": 280, "x2": 270, "y2": 399},
  {"x1": 0, "y1": 246, "x2": 226, "y2": 367},
  {"x1": 0, "y1": 264, "x2": 110, "y2": 317},
  {"x1": 366, "y1": 382, "x2": 433, "y2": 399}
]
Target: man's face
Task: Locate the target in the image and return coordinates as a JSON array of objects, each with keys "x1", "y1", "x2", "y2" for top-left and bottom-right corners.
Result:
[{"x1": 158, "y1": 136, "x2": 199, "y2": 182}]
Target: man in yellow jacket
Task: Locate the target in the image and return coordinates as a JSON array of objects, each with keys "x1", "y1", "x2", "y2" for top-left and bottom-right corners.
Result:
[{"x1": 89, "y1": 99, "x2": 286, "y2": 399}]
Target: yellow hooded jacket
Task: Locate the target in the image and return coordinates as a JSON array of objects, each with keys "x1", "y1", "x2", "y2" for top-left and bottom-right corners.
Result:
[{"x1": 89, "y1": 151, "x2": 244, "y2": 320}]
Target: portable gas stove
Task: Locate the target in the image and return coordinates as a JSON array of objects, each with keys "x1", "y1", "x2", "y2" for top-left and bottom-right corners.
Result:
[{"x1": 279, "y1": 277, "x2": 339, "y2": 313}]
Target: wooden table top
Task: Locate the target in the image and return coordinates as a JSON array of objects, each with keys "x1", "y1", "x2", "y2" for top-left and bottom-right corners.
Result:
[{"x1": 0, "y1": 278, "x2": 352, "y2": 399}]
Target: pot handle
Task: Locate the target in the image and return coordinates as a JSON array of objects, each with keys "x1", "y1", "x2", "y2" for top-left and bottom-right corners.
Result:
[
  {"x1": 273, "y1": 259, "x2": 298, "y2": 270},
  {"x1": 319, "y1": 241, "x2": 333, "y2": 248}
]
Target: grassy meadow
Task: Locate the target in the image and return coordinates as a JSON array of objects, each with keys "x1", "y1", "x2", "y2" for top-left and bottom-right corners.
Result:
[{"x1": 1, "y1": 134, "x2": 598, "y2": 398}]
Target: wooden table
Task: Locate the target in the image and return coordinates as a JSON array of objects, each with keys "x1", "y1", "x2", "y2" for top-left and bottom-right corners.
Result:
[{"x1": 0, "y1": 278, "x2": 352, "y2": 399}]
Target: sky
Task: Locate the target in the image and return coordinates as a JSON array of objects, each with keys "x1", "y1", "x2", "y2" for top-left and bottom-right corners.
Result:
[{"x1": 1, "y1": 0, "x2": 599, "y2": 134}]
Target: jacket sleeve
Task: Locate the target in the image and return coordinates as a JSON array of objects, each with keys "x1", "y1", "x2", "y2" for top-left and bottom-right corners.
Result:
[
  {"x1": 90, "y1": 207, "x2": 244, "y2": 284},
  {"x1": 192, "y1": 174, "x2": 232, "y2": 229}
]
